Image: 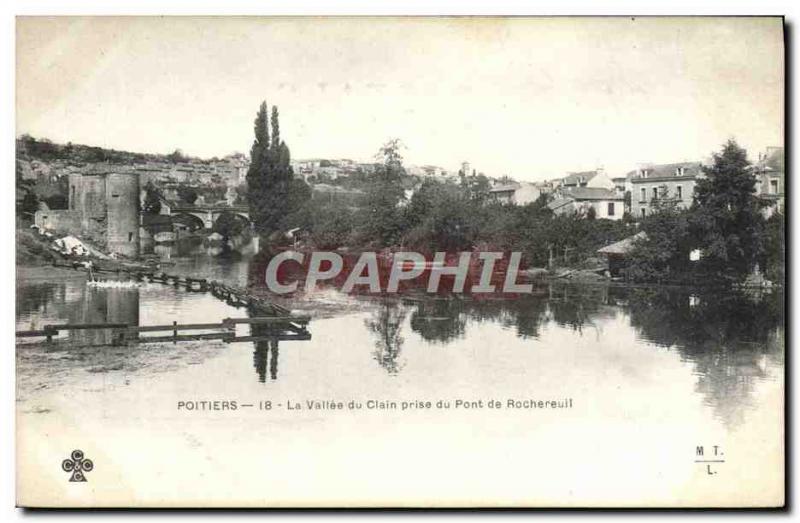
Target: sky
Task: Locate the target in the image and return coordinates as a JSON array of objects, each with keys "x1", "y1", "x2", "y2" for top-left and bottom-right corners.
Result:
[{"x1": 16, "y1": 17, "x2": 784, "y2": 181}]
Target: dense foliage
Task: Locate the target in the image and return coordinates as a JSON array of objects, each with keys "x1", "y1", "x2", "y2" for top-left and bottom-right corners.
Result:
[
  {"x1": 274, "y1": 139, "x2": 633, "y2": 268},
  {"x1": 628, "y1": 140, "x2": 778, "y2": 284},
  {"x1": 245, "y1": 102, "x2": 311, "y2": 235}
]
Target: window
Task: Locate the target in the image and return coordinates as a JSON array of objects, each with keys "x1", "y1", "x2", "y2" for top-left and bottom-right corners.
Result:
[
  {"x1": 607, "y1": 202, "x2": 615, "y2": 216},
  {"x1": 641, "y1": 208, "x2": 646, "y2": 218},
  {"x1": 652, "y1": 187, "x2": 658, "y2": 200},
  {"x1": 128, "y1": 232, "x2": 133, "y2": 242},
  {"x1": 640, "y1": 188, "x2": 646, "y2": 202},
  {"x1": 770, "y1": 179, "x2": 779, "y2": 194},
  {"x1": 70, "y1": 186, "x2": 75, "y2": 209},
  {"x1": 677, "y1": 185, "x2": 683, "y2": 199},
  {"x1": 112, "y1": 194, "x2": 120, "y2": 198}
]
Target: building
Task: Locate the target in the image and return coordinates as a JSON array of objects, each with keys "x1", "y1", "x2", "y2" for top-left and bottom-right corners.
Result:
[
  {"x1": 559, "y1": 169, "x2": 615, "y2": 190},
  {"x1": 753, "y1": 146, "x2": 784, "y2": 217},
  {"x1": 489, "y1": 182, "x2": 545, "y2": 205},
  {"x1": 629, "y1": 162, "x2": 704, "y2": 219},
  {"x1": 548, "y1": 187, "x2": 624, "y2": 220},
  {"x1": 35, "y1": 165, "x2": 141, "y2": 257},
  {"x1": 597, "y1": 232, "x2": 647, "y2": 276}
]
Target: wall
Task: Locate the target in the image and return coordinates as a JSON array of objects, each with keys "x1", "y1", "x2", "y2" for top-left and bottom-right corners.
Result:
[
  {"x1": 69, "y1": 172, "x2": 108, "y2": 244},
  {"x1": 34, "y1": 209, "x2": 81, "y2": 232},
  {"x1": 586, "y1": 172, "x2": 616, "y2": 190},
  {"x1": 575, "y1": 199, "x2": 624, "y2": 220},
  {"x1": 631, "y1": 177, "x2": 697, "y2": 218},
  {"x1": 513, "y1": 184, "x2": 543, "y2": 205},
  {"x1": 105, "y1": 172, "x2": 141, "y2": 257}
]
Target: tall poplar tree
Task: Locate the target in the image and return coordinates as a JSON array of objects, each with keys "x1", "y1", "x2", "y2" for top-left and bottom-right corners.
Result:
[
  {"x1": 246, "y1": 101, "x2": 310, "y2": 236},
  {"x1": 246, "y1": 102, "x2": 272, "y2": 233}
]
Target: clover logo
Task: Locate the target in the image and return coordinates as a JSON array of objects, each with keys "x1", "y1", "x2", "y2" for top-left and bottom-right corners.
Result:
[{"x1": 62, "y1": 450, "x2": 93, "y2": 482}]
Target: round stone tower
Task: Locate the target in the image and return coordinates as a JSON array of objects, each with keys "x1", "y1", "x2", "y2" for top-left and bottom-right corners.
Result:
[
  {"x1": 72, "y1": 170, "x2": 108, "y2": 240},
  {"x1": 105, "y1": 171, "x2": 141, "y2": 257}
]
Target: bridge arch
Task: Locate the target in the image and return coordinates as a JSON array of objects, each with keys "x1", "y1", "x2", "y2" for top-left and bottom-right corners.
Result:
[
  {"x1": 212, "y1": 211, "x2": 252, "y2": 235},
  {"x1": 170, "y1": 212, "x2": 206, "y2": 232}
]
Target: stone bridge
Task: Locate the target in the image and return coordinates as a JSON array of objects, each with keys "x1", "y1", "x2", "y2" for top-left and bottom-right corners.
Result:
[{"x1": 168, "y1": 205, "x2": 251, "y2": 230}]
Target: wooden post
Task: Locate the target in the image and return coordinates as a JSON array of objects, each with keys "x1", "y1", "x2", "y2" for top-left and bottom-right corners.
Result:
[{"x1": 173, "y1": 320, "x2": 177, "y2": 343}]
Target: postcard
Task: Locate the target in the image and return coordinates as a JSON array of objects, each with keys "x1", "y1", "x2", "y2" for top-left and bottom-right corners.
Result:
[{"x1": 15, "y1": 16, "x2": 785, "y2": 507}]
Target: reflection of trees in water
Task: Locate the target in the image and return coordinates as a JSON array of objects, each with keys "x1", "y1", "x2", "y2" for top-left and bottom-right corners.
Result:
[
  {"x1": 466, "y1": 297, "x2": 548, "y2": 339},
  {"x1": 624, "y1": 288, "x2": 784, "y2": 426},
  {"x1": 545, "y1": 284, "x2": 621, "y2": 334},
  {"x1": 16, "y1": 282, "x2": 67, "y2": 323},
  {"x1": 365, "y1": 302, "x2": 407, "y2": 374},
  {"x1": 407, "y1": 298, "x2": 467, "y2": 343}
]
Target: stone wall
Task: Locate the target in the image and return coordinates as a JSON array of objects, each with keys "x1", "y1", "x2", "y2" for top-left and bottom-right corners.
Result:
[
  {"x1": 34, "y1": 209, "x2": 82, "y2": 233},
  {"x1": 105, "y1": 172, "x2": 140, "y2": 257}
]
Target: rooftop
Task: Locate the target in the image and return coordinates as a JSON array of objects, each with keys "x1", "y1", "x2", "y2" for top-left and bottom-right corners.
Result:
[
  {"x1": 490, "y1": 183, "x2": 521, "y2": 193},
  {"x1": 561, "y1": 187, "x2": 622, "y2": 200},
  {"x1": 597, "y1": 232, "x2": 648, "y2": 255},
  {"x1": 561, "y1": 170, "x2": 599, "y2": 186},
  {"x1": 628, "y1": 161, "x2": 703, "y2": 181},
  {"x1": 547, "y1": 198, "x2": 574, "y2": 211}
]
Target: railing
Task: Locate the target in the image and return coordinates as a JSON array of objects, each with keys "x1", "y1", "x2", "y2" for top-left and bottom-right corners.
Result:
[{"x1": 16, "y1": 316, "x2": 312, "y2": 346}]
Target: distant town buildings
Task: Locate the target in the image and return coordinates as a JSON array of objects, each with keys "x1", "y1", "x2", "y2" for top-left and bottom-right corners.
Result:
[
  {"x1": 628, "y1": 162, "x2": 704, "y2": 219},
  {"x1": 559, "y1": 169, "x2": 615, "y2": 191},
  {"x1": 136, "y1": 153, "x2": 248, "y2": 187},
  {"x1": 18, "y1": 136, "x2": 786, "y2": 229},
  {"x1": 753, "y1": 146, "x2": 784, "y2": 217},
  {"x1": 489, "y1": 182, "x2": 547, "y2": 205},
  {"x1": 548, "y1": 187, "x2": 624, "y2": 220},
  {"x1": 290, "y1": 158, "x2": 381, "y2": 182}
]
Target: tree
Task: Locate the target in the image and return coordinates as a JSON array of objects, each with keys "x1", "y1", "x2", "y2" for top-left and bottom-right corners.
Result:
[
  {"x1": 19, "y1": 190, "x2": 39, "y2": 217},
  {"x1": 403, "y1": 180, "x2": 477, "y2": 251},
  {"x1": 761, "y1": 211, "x2": 784, "y2": 285},
  {"x1": 246, "y1": 101, "x2": 310, "y2": 236},
  {"x1": 627, "y1": 194, "x2": 692, "y2": 283},
  {"x1": 177, "y1": 185, "x2": 198, "y2": 205},
  {"x1": 142, "y1": 182, "x2": 162, "y2": 215},
  {"x1": 690, "y1": 139, "x2": 766, "y2": 279},
  {"x1": 213, "y1": 212, "x2": 246, "y2": 240},
  {"x1": 167, "y1": 149, "x2": 187, "y2": 163},
  {"x1": 460, "y1": 172, "x2": 491, "y2": 203},
  {"x1": 360, "y1": 139, "x2": 408, "y2": 246}
]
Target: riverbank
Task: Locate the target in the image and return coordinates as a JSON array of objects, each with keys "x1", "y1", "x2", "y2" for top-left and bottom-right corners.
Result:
[{"x1": 16, "y1": 265, "x2": 88, "y2": 281}]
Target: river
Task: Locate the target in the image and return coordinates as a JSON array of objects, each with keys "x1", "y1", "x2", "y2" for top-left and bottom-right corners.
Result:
[{"x1": 15, "y1": 238, "x2": 785, "y2": 506}]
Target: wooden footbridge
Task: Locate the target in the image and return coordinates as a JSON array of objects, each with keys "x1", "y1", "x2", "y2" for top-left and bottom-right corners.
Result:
[{"x1": 17, "y1": 261, "x2": 310, "y2": 347}]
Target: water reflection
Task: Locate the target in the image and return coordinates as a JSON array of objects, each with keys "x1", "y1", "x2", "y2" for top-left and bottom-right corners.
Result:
[
  {"x1": 251, "y1": 321, "x2": 282, "y2": 382},
  {"x1": 622, "y1": 287, "x2": 784, "y2": 426},
  {"x1": 355, "y1": 284, "x2": 783, "y2": 425},
  {"x1": 17, "y1": 241, "x2": 784, "y2": 429},
  {"x1": 366, "y1": 302, "x2": 407, "y2": 374}
]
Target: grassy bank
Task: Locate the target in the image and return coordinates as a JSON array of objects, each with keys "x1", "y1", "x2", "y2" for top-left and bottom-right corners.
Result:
[{"x1": 16, "y1": 228, "x2": 60, "y2": 266}]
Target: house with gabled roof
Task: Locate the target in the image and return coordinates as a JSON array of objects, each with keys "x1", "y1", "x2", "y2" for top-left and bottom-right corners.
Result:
[
  {"x1": 548, "y1": 186, "x2": 624, "y2": 220},
  {"x1": 629, "y1": 161, "x2": 704, "y2": 219},
  {"x1": 559, "y1": 168, "x2": 615, "y2": 191},
  {"x1": 489, "y1": 182, "x2": 546, "y2": 205}
]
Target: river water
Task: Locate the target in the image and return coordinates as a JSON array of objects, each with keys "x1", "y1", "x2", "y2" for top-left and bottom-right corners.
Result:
[{"x1": 16, "y1": 238, "x2": 785, "y2": 506}]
